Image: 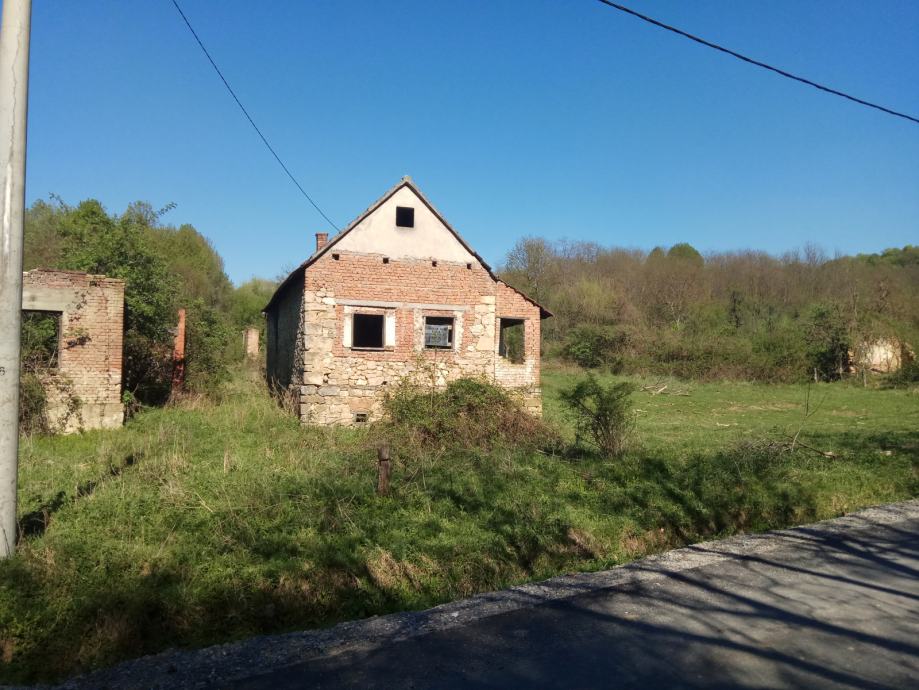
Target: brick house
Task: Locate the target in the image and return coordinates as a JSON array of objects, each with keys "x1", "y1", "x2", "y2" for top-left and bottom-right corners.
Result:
[{"x1": 264, "y1": 177, "x2": 551, "y2": 425}]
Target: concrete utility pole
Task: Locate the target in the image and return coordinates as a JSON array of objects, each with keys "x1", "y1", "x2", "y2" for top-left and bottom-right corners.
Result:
[{"x1": 0, "y1": 0, "x2": 32, "y2": 559}]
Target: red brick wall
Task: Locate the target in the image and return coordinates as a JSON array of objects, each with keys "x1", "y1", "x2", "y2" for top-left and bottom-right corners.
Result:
[{"x1": 22, "y1": 269, "x2": 124, "y2": 432}]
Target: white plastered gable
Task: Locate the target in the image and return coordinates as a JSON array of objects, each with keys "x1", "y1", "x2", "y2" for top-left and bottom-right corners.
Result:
[{"x1": 333, "y1": 185, "x2": 476, "y2": 263}]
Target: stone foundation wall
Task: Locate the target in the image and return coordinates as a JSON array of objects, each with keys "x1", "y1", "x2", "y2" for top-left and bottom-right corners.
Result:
[
  {"x1": 294, "y1": 252, "x2": 542, "y2": 425},
  {"x1": 22, "y1": 269, "x2": 125, "y2": 433}
]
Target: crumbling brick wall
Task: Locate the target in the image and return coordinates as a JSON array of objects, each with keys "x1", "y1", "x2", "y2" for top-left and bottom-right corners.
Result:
[
  {"x1": 293, "y1": 252, "x2": 542, "y2": 425},
  {"x1": 21, "y1": 269, "x2": 125, "y2": 433}
]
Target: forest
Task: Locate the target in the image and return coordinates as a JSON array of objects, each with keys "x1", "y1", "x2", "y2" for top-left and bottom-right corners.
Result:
[{"x1": 500, "y1": 237, "x2": 919, "y2": 382}]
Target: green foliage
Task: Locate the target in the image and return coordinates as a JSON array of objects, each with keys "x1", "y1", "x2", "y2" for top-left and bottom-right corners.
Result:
[
  {"x1": 854, "y1": 245, "x2": 919, "y2": 268},
  {"x1": 667, "y1": 242, "x2": 704, "y2": 266},
  {"x1": 23, "y1": 197, "x2": 259, "y2": 405},
  {"x1": 20, "y1": 312, "x2": 59, "y2": 370},
  {"x1": 18, "y1": 313, "x2": 62, "y2": 432},
  {"x1": 380, "y1": 376, "x2": 558, "y2": 453},
  {"x1": 18, "y1": 373, "x2": 49, "y2": 435},
  {"x1": 558, "y1": 374, "x2": 635, "y2": 456},
  {"x1": 805, "y1": 304, "x2": 850, "y2": 381},
  {"x1": 561, "y1": 325, "x2": 627, "y2": 370},
  {"x1": 228, "y1": 278, "x2": 277, "y2": 329},
  {"x1": 500, "y1": 240, "x2": 919, "y2": 383},
  {"x1": 4, "y1": 369, "x2": 916, "y2": 684},
  {"x1": 183, "y1": 300, "x2": 236, "y2": 395},
  {"x1": 884, "y1": 358, "x2": 919, "y2": 388}
]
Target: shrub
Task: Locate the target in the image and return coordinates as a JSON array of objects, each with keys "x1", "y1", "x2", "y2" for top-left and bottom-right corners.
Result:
[
  {"x1": 884, "y1": 359, "x2": 919, "y2": 388},
  {"x1": 18, "y1": 372, "x2": 49, "y2": 435},
  {"x1": 379, "y1": 377, "x2": 558, "y2": 454},
  {"x1": 558, "y1": 374, "x2": 635, "y2": 456},
  {"x1": 561, "y1": 325, "x2": 627, "y2": 370},
  {"x1": 804, "y1": 304, "x2": 851, "y2": 381}
]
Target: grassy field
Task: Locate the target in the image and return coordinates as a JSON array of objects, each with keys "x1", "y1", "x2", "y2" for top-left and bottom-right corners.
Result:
[{"x1": 1, "y1": 365, "x2": 917, "y2": 683}]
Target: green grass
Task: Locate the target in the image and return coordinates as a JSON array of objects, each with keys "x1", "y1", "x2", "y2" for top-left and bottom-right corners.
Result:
[{"x1": 1, "y1": 365, "x2": 917, "y2": 683}]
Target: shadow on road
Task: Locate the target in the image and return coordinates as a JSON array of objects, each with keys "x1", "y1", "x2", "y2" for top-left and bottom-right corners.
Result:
[{"x1": 233, "y1": 515, "x2": 919, "y2": 689}]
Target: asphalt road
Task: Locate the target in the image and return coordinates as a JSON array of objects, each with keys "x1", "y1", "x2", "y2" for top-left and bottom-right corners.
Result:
[{"x1": 233, "y1": 515, "x2": 919, "y2": 689}]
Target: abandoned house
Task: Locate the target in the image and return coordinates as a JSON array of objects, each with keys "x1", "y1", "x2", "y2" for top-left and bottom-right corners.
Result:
[
  {"x1": 264, "y1": 177, "x2": 551, "y2": 425},
  {"x1": 21, "y1": 269, "x2": 125, "y2": 433}
]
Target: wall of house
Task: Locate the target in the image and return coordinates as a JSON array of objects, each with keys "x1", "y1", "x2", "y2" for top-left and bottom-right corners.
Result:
[
  {"x1": 333, "y1": 185, "x2": 476, "y2": 263},
  {"x1": 265, "y1": 272, "x2": 304, "y2": 390},
  {"x1": 494, "y1": 281, "x2": 542, "y2": 413},
  {"x1": 21, "y1": 269, "x2": 124, "y2": 433},
  {"x1": 295, "y1": 252, "x2": 542, "y2": 425}
]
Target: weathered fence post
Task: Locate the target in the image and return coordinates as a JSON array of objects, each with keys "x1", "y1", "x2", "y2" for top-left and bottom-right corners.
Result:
[{"x1": 377, "y1": 443, "x2": 391, "y2": 496}]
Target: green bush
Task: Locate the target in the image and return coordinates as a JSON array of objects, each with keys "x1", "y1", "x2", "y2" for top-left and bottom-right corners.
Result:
[
  {"x1": 884, "y1": 359, "x2": 919, "y2": 388},
  {"x1": 379, "y1": 377, "x2": 559, "y2": 454},
  {"x1": 561, "y1": 325, "x2": 627, "y2": 370},
  {"x1": 558, "y1": 374, "x2": 635, "y2": 456},
  {"x1": 18, "y1": 373, "x2": 49, "y2": 435},
  {"x1": 805, "y1": 304, "x2": 850, "y2": 381}
]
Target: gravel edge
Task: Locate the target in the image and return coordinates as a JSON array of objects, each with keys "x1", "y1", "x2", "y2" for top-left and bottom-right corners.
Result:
[{"x1": 15, "y1": 499, "x2": 919, "y2": 690}]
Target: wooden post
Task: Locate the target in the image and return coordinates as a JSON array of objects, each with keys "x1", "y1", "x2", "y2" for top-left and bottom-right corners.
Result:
[
  {"x1": 171, "y1": 308, "x2": 186, "y2": 395},
  {"x1": 377, "y1": 443, "x2": 391, "y2": 496}
]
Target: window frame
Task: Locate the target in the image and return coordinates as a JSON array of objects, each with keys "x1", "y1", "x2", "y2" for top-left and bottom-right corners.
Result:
[
  {"x1": 498, "y1": 317, "x2": 526, "y2": 363},
  {"x1": 351, "y1": 313, "x2": 386, "y2": 350},
  {"x1": 423, "y1": 315, "x2": 455, "y2": 351},
  {"x1": 21, "y1": 310, "x2": 63, "y2": 371}
]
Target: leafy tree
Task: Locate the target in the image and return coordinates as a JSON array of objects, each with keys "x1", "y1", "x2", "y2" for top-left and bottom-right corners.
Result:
[
  {"x1": 229, "y1": 278, "x2": 277, "y2": 330},
  {"x1": 667, "y1": 242, "x2": 704, "y2": 266}
]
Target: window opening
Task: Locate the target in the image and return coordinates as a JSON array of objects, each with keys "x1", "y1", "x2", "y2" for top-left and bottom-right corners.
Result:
[
  {"x1": 424, "y1": 316, "x2": 454, "y2": 350},
  {"x1": 498, "y1": 318, "x2": 525, "y2": 364},
  {"x1": 396, "y1": 206, "x2": 415, "y2": 228},
  {"x1": 354, "y1": 412, "x2": 369, "y2": 423},
  {"x1": 21, "y1": 311, "x2": 62, "y2": 370},
  {"x1": 352, "y1": 313, "x2": 385, "y2": 349}
]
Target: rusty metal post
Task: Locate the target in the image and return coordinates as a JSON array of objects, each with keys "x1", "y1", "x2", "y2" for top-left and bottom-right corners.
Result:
[
  {"x1": 170, "y1": 308, "x2": 186, "y2": 394},
  {"x1": 376, "y1": 443, "x2": 391, "y2": 496}
]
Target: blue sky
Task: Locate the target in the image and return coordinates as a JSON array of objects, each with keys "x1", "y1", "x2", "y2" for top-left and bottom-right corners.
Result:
[{"x1": 25, "y1": 1, "x2": 919, "y2": 285}]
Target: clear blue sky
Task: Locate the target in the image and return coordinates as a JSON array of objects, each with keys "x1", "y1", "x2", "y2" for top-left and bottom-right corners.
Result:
[{"x1": 25, "y1": 0, "x2": 919, "y2": 285}]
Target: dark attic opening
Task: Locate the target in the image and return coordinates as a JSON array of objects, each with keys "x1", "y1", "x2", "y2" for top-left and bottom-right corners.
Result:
[{"x1": 396, "y1": 206, "x2": 415, "y2": 228}]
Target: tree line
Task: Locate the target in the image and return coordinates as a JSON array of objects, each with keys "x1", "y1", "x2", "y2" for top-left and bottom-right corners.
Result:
[
  {"x1": 22, "y1": 197, "x2": 276, "y2": 412},
  {"x1": 499, "y1": 238, "x2": 919, "y2": 382},
  {"x1": 19, "y1": 195, "x2": 918, "y2": 431}
]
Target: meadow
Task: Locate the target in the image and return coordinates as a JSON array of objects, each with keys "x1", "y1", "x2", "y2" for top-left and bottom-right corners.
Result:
[{"x1": 1, "y1": 365, "x2": 917, "y2": 684}]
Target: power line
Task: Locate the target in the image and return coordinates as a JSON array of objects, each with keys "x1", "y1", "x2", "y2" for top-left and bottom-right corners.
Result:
[
  {"x1": 594, "y1": 0, "x2": 919, "y2": 126},
  {"x1": 169, "y1": 0, "x2": 339, "y2": 229}
]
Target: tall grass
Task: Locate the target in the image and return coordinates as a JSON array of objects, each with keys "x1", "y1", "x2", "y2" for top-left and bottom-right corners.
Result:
[{"x1": 1, "y1": 365, "x2": 916, "y2": 684}]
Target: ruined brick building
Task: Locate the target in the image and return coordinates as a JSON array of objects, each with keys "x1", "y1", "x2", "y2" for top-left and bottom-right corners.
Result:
[
  {"x1": 21, "y1": 269, "x2": 125, "y2": 433},
  {"x1": 264, "y1": 178, "x2": 550, "y2": 425}
]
